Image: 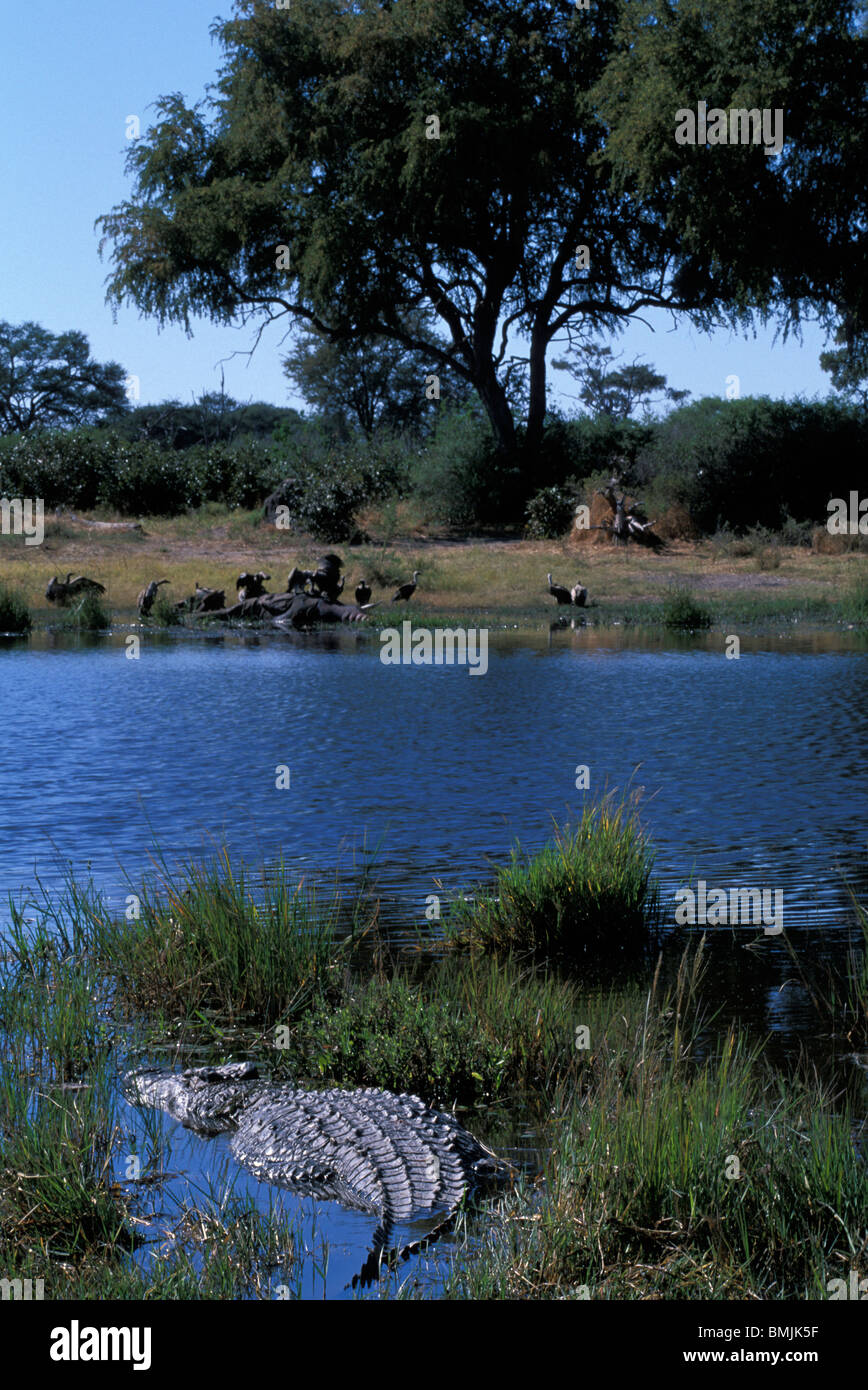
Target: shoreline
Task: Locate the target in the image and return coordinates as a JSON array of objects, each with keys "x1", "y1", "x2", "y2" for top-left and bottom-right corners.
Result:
[{"x1": 1, "y1": 509, "x2": 867, "y2": 632}]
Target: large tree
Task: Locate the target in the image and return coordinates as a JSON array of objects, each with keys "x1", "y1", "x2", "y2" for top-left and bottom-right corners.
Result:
[
  {"x1": 97, "y1": 0, "x2": 866, "y2": 462},
  {"x1": 553, "y1": 343, "x2": 689, "y2": 420},
  {"x1": 0, "y1": 321, "x2": 128, "y2": 434},
  {"x1": 283, "y1": 308, "x2": 475, "y2": 437}
]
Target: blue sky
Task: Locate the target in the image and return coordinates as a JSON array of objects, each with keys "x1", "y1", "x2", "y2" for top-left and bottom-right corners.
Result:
[{"x1": 2, "y1": 1, "x2": 838, "y2": 416}]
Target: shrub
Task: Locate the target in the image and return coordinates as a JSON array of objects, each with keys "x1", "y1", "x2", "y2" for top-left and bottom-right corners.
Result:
[
  {"x1": 755, "y1": 547, "x2": 782, "y2": 571},
  {"x1": 635, "y1": 396, "x2": 868, "y2": 534},
  {"x1": 661, "y1": 585, "x2": 713, "y2": 630},
  {"x1": 149, "y1": 591, "x2": 178, "y2": 626},
  {"x1": 524, "y1": 486, "x2": 576, "y2": 539},
  {"x1": 411, "y1": 404, "x2": 501, "y2": 527},
  {"x1": 0, "y1": 582, "x2": 31, "y2": 634}
]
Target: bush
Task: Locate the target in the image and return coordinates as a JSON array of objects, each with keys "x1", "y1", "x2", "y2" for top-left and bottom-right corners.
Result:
[
  {"x1": 0, "y1": 582, "x2": 31, "y2": 634},
  {"x1": 0, "y1": 429, "x2": 284, "y2": 518},
  {"x1": 636, "y1": 396, "x2": 868, "y2": 533},
  {"x1": 411, "y1": 404, "x2": 500, "y2": 527},
  {"x1": 529, "y1": 414, "x2": 654, "y2": 491},
  {"x1": 661, "y1": 585, "x2": 712, "y2": 630},
  {"x1": 524, "y1": 486, "x2": 576, "y2": 539},
  {"x1": 149, "y1": 592, "x2": 178, "y2": 626}
]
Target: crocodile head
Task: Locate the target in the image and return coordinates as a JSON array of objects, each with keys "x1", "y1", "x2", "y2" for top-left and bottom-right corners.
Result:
[{"x1": 124, "y1": 1061, "x2": 262, "y2": 1134}]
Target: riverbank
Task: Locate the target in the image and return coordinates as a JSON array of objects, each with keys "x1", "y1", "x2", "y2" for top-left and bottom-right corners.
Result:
[
  {"x1": 1, "y1": 506, "x2": 867, "y2": 630},
  {"x1": 2, "y1": 810, "x2": 865, "y2": 1301}
]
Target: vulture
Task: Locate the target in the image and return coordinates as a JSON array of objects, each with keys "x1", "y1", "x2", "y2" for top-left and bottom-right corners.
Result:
[
  {"x1": 286, "y1": 566, "x2": 312, "y2": 593},
  {"x1": 46, "y1": 573, "x2": 106, "y2": 604},
  {"x1": 137, "y1": 579, "x2": 169, "y2": 616},
  {"x1": 310, "y1": 553, "x2": 344, "y2": 602},
  {"x1": 355, "y1": 579, "x2": 372, "y2": 606},
  {"x1": 236, "y1": 571, "x2": 270, "y2": 601},
  {"x1": 546, "y1": 574, "x2": 573, "y2": 606},
  {"x1": 392, "y1": 571, "x2": 420, "y2": 603}
]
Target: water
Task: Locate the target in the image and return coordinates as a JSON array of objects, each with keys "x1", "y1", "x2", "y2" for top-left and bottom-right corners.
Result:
[
  {"x1": 2, "y1": 627, "x2": 865, "y2": 937},
  {"x1": 2, "y1": 624, "x2": 866, "y2": 1295}
]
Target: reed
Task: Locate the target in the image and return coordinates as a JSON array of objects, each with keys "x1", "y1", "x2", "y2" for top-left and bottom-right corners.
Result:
[
  {"x1": 442, "y1": 948, "x2": 867, "y2": 1299},
  {"x1": 0, "y1": 580, "x2": 31, "y2": 634},
  {"x1": 447, "y1": 796, "x2": 660, "y2": 965},
  {"x1": 80, "y1": 850, "x2": 365, "y2": 1024}
]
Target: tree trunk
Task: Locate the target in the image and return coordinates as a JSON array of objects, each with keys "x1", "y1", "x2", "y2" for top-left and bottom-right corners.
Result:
[
  {"x1": 475, "y1": 363, "x2": 516, "y2": 455},
  {"x1": 524, "y1": 321, "x2": 549, "y2": 454}
]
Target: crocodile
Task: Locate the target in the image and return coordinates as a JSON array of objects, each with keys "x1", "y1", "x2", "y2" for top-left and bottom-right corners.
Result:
[{"x1": 125, "y1": 1062, "x2": 504, "y2": 1280}]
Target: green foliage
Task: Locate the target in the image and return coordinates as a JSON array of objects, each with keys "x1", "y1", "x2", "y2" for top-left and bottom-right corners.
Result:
[
  {"x1": 149, "y1": 591, "x2": 178, "y2": 626},
  {"x1": 843, "y1": 563, "x2": 868, "y2": 622},
  {"x1": 96, "y1": 0, "x2": 866, "y2": 465},
  {"x1": 57, "y1": 592, "x2": 111, "y2": 632},
  {"x1": 530, "y1": 413, "x2": 654, "y2": 491},
  {"x1": 291, "y1": 956, "x2": 582, "y2": 1107},
  {"x1": 105, "y1": 395, "x2": 303, "y2": 449},
  {"x1": 0, "y1": 582, "x2": 31, "y2": 634},
  {"x1": 636, "y1": 396, "x2": 868, "y2": 532},
  {"x1": 82, "y1": 853, "x2": 361, "y2": 1025},
  {"x1": 448, "y1": 800, "x2": 661, "y2": 965},
  {"x1": 0, "y1": 429, "x2": 284, "y2": 516},
  {"x1": 820, "y1": 330, "x2": 868, "y2": 407},
  {"x1": 284, "y1": 310, "x2": 474, "y2": 438},
  {"x1": 447, "y1": 956, "x2": 867, "y2": 1299},
  {"x1": 661, "y1": 585, "x2": 713, "y2": 630},
  {"x1": 590, "y1": 0, "x2": 867, "y2": 346},
  {"x1": 524, "y1": 486, "x2": 576, "y2": 539},
  {"x1": 411, "y1": 404, "x2": 503, "y2": 527},
  {"x1": 0, "y1": 320, "x2": 128, "y2": 434}
]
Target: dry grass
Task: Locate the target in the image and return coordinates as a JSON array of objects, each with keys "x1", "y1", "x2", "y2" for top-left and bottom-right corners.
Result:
[{"x1": 0, "y1": 506, "x2": 864, "y2": 624}]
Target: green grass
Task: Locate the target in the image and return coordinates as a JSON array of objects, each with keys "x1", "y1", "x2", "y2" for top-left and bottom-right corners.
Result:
[
  {"x1": 79, "y1": 849, "x2": 366, "y2": 1025},
  {"x1": 56, "y1": 590, "x2": 111, "y2": 631},
  {"x1": 1, "y1": 830, "x2": 865, "y2": 1302},
  {"x1": 447, "y1": 797, "x2": 661, "y2": 965},
  {"x1": 842, "y1": 563, "x2": 868, "y2": 623},
  {"x1": 660, "y1": 584, "x2": 713, "y2": 630},
  {"x1": 0, "y1": 580, "x2": 32, "y2": 634},
  {"x1": 281, "y1": 953, "x2": 586, "y2": 1105},
  {"x1": 442, "y1": 947, "x2": 868, "y2": 1299},
  {"x1": 148, "y1": 590, "x2": 179, "y2": 626}
]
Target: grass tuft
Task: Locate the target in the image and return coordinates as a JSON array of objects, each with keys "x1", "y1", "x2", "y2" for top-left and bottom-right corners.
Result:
[
  {"x1": 56, "y1": 591, "x2": 111, "y2": 631},
  {"x1": 447, "y1": 796, "x2": 660, "y2": 965},
  {"x1": 0, "y1": 580, "x2": 32, "y2": 634},
  {"x1": 661, "y1": 584, "x2": 713, "y2": 630}
]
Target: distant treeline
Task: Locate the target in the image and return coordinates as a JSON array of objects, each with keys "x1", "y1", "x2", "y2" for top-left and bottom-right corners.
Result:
[{"x1": 0, "y1": 395, "x2": 864, "y2": 540}]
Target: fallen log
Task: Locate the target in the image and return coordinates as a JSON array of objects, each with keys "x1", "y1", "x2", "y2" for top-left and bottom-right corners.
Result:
[{"x1": 59, "y1": 511, "x2": 144, "y2": 533}]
